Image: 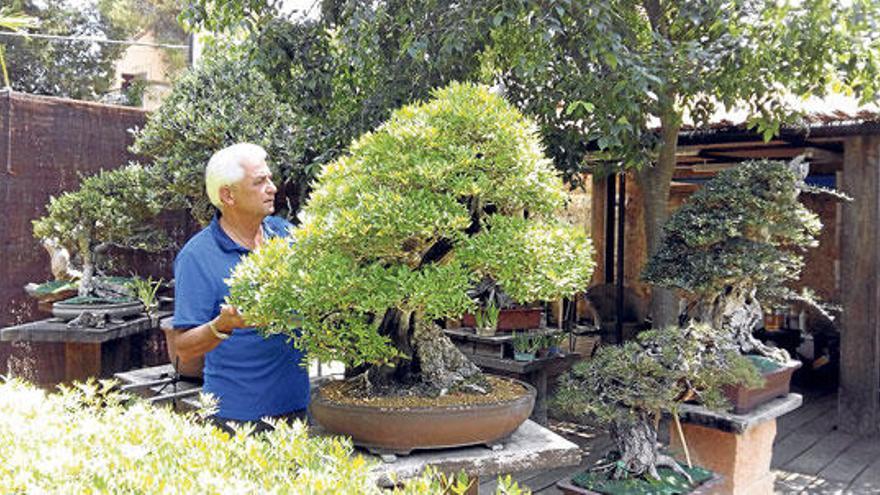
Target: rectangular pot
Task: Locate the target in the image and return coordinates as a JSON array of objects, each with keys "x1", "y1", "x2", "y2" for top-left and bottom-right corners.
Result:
[
  {"x1": 723, "y1": 359, "x2": 801, "y2": 415},
  {"x1": 460, "y1": 307, "x2": 543, "y2": 331}
]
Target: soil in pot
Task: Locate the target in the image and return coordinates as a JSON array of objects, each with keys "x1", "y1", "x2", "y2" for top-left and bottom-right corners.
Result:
[
  {"x1": 560, "y1": 464, "x2": 717, "y2": 495},
  {"x1": 320, "y1": 374, "x2": 524, "y2": 408}
]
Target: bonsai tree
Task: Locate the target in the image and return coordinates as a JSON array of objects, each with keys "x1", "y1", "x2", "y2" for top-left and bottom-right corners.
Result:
[
  {"x1": 227, "y1": 82, "x2": 594, "y2": 395},
  {"x1": 642, "y1": 157, "x2": 843, "y2": 363},
  {"x1": 32, "y1": 163, "x2": 171, "y2": 299},
  {"x1": 554, "y1": 324, "x2": 760, "y2": 483}
]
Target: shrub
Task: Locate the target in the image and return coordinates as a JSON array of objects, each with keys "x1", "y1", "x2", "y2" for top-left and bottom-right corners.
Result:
[
  {"x1": 130, "y1": 47, "x2": 307, "y2": 225},
  {"x1": 0, "y1": 379, "x2": 526, "y2": 494}
]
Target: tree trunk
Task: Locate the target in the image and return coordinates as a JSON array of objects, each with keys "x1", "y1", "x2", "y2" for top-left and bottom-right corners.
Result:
[
  {"x1": 691, "y1": 286, "x2": 790, "y2": 363},
  {"x1": 638, "y1": 105, "x2": 681, "y2": 329},
  {"x1": 411, "y1": 313, "x2": 488, "y2": 395},
  {"x1": 77, "y1": 236, "x2": 94, "y2": 298},
  {"x1": 609, "y1": 412, "x2": 692, "y2": 482}
]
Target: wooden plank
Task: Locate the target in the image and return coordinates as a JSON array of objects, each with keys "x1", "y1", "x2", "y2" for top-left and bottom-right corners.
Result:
[
  {"x1": 816, "y1": 436, "x2": 880, "y2": 484},
  {"x1": 64, "y1": 342, "x2": 101, "y2": 382},
  {"x1": 848, "y1": 455, "x2": 880, "y2": 492},
  {"x1": 776, "y1": 393, "x2": 836, "y2": 442},
  {"x1": 839, "y1": 134, "x2": 880, "y2": 435},
  {"x1": 772, "y1": 431, "x2": 823, "y2": 468},
  {"x1": 783, "y1": 431, "x2": 860, "y2": 475}
]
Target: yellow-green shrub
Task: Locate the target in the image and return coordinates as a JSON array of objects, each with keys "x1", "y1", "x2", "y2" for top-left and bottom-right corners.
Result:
[{"x1": 0, "y1": 380, "x2": 526, "y2": 494}]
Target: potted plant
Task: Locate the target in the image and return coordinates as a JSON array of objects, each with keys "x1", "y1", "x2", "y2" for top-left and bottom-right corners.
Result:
[
  {"x1": 642, "y1": 157, "x2": 845, "y2": 412},
  {"x1": 473, "y1": 301, "x2": 501, "y2": 337},
  {"x1": 512, "y1": 332, "x2": 538, "y2": 362},
  {"x1": 460, "y1": 278, "x2": 545, "y2": 331},
  {"x1": 554, "y1": 324, "x2": 761, "y2": 494},
  {"x1": 227, "y1": 82, "x2": 595, "y2": 454},
  {"x1": 31, "y1": 163, "x2": 173, "y2": 321}
]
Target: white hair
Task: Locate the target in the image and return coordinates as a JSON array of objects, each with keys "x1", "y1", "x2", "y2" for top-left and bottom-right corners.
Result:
[{"x1": 205, "y1": 143, "x2": 268, "y2": 208}]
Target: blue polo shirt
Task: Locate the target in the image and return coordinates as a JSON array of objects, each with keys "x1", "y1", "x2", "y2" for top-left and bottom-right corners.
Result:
[{"x1": 173, "y1": 215, "x2": 309, "y2": 421}]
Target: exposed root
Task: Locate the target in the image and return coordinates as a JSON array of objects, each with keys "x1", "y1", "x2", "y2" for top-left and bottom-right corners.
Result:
[{"x1": 655, "y1": 454, "x2": 693, "y2": 484}]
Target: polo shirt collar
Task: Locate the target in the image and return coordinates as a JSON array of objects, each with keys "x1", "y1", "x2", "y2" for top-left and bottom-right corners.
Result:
[{"x1": 210, "y1": 213, "x2": 276, "y2": 254}]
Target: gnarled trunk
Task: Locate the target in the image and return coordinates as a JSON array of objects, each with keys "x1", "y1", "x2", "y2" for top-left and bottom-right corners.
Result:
[
  {"x1": 357, "y1": 309, "x2": 488, "y2": 396},
  {"x1": 412, "y1": 314, "x2": 487, "y2": 394},
  {"x1": 609, "y1": 412, "x2": 690, "y2": 481},
  {"x1": 77, "y1": 236, "x2": 94, "y2": 298},
  {"x1": 688, "y1": 285, "x2": 790, "y2": 363}
]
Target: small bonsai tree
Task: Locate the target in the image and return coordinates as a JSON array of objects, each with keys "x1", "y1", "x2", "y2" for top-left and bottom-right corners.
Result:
[
  {"x1": 227, "y1": 82, "x2": 594, "y2": 395},
  {"x1": 554, "y1": 324, "x2": 760, "y2": 482},
  {"x1": 32, "y1": 163, "x2": 171, "y2": 299},
  {"x1": 642, "y1": 157, "x2": 842, "y2": 363}
]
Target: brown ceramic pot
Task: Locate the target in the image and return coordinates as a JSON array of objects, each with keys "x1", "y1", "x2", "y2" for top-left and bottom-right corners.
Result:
[
  {"x1": 723, "y1": 359, "x2": 801, "y2": 415},
  {"x1": 310, "y1": 377, "x2": 536, "y2": 455},
  {"x1": 460, "y1": 307, "x2": 543, "y2": 331}
]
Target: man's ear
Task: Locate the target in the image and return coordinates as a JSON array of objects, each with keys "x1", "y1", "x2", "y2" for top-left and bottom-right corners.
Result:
[{"x1": 219, "y1": 185, "x2": 235, "y2": 207}]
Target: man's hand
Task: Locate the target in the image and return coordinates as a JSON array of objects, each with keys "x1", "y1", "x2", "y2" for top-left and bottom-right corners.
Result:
[{"x1": 214, "y1": 304, "x2": 246, "y2": 334}]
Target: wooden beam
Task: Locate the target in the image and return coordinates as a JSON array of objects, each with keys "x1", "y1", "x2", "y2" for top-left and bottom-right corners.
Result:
[{"x1": 838, "y1": 134, "x2": 880, "y2": 434}]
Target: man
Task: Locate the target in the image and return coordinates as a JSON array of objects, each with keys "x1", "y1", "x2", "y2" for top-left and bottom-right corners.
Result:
[{"x1": 170, "y1": 143, "x2": 309, "y2": 427}]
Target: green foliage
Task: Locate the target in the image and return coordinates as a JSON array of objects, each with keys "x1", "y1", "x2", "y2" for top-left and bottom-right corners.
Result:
[
  {"x1": 0, "y1": 379, "x2": 528, "y2": 494},
  {"x1": 227, "y1": 82, "x2": 594, "y2": 369},
  {"x1": 32, "y1": 163, "x2": 171, "y2": 261},
  {"x1": 554, "y1": 324, "x2": 761, "y2": 426},
  {"x1": 3, "y1": 0, "x2": 130, "y2": 100},
  {"x1": 127, "y1": 275, "x2": 162, "y2": 313},
  {"x1": 642, "y1": 159, "x2": 823, "y2": 305},
  {"x1": 130, "y1": 47, "x2": 307, "y2": 224},
  {"x1": 512, "y1": 332, "x2": 539, "y2": 354},
  {"x1": 474, "y1": 301, "x2": 500, "y2": 332}
]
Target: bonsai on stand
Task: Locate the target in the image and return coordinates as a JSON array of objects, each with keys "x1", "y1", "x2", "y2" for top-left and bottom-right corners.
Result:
[
  {"x1": 554, "y1": 324, "x2": 761, "y2": 493},
  {"x1": 31, "y1": 164, "x2": 173, "y2": 321},
  {"x1": 643, "y1": 157, "x2": 845, "y2": 365},
  {"x1": 227, "y1": 82, "x2": 595, "y2": 453}
]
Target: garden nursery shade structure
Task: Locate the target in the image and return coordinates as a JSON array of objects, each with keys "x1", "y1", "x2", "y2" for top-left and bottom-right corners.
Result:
[{"x1": 591, "y1": 107, "x2": 880, "y2": 435}]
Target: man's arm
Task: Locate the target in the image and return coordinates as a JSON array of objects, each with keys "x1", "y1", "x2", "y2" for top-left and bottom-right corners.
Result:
[{"x1": 171, "y1": 304, "x2": 245, "y2": 362}]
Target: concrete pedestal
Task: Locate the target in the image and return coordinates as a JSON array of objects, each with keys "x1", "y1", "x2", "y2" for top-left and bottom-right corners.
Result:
[
  {"x1": 669, "y1": 394, "x2": 802, "y2": 495},
  {"x1": 367, "y1": 419, "x2": 581, "y2": 490}
]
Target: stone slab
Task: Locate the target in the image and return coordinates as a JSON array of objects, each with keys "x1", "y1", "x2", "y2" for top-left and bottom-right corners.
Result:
[
  {"x1": 366, "y1": 419, "x2": 581, "y2": 487},
  {"x1": 0, "y1": 311, "x2": 169, "y2": 344},
  {"x1": 677, "y1": 393, "x2": 803, "y2": 434}
]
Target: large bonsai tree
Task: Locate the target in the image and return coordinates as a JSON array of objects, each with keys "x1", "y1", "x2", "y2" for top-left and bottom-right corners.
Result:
[
  {"x1": 643, "y1": 158, "x2": 842, "y2": 362},
  {"x1": 555, "y1": 324, "x2": 760, "y2": 482},
  {"x1": 227, "y1": 82, "x2": 594, "y2": 395},
  {"x1": 32, "y1": 164, "x2": 171, "y2": 299}
]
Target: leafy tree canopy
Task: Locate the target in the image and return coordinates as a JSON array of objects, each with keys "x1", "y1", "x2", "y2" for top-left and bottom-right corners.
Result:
[
  {"x1": 2, "y1": 0, "x2": 130, "y2": 100},
  {"x1": 130, "y1": 46, "x2": 307, "y2": 224},
  {"x1": 227, "y1": 83, "x2": 594, "y2": 369}
]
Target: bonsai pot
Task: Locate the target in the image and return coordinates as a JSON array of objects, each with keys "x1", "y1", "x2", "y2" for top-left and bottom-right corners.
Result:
[
  {"x1": 52, "y1": 299, "x2": 144, "y2": 321},
  {"x1": 309, "y1": 376, "x2": 536, "y2": 455},
  {"x1": 556, "y1": 466, "x2": 723, "y2": 495},
  {"x1": 722, "y1": 357, "x2": 801, "y2": 414},
  {"x1": 461, "y1": 307, "x2": 543, "y2": 331},
  {"x1": 514, "y1": 351, "x2": 536, "y2": 362}
]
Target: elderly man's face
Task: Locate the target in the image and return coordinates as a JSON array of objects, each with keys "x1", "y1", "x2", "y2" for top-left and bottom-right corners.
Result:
[{"x1": 229, "y1": 157, "x2": 277, "y2": 218}]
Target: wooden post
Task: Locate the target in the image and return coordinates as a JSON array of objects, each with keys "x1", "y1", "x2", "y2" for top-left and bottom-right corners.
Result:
[{"x1": 839, "y1": 134, "x2": 880, "y2": 434}]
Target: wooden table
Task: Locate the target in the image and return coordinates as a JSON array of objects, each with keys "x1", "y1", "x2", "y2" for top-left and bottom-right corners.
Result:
[
  {"x1": 0, "y1": 311, "x2": 170, "y2": 387},
  {"x1": 468, "y1": 353, "x2": 582, "y2": 425}
]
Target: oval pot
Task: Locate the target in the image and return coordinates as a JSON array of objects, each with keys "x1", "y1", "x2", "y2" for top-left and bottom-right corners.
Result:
[
  {"x1": 310, "y1": 377, "x2": 536, "y2": 455},
  {"x1": 52, "y1": 300, "x2": 144, "y2": 321}
]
